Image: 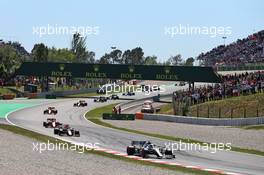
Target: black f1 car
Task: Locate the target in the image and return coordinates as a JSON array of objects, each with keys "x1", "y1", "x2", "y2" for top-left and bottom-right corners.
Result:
[
  {"x1": 108, "y1": 94, "x2": 119, "y2": 100},
  {"x1": 94, "y1": 96, "x2": 107, "y2": 102},
  {"x1": 73, "y1": 100, "x2": 88, "y2": 107},
  {"x1": 127, "y1": 141, "x2": 175, "y2": 159},
  {"x1": 43, "y1": 118, "x2": 62, "y2": 128},
  {"x1": 54, "y1": 124, "x2": 80, "y2": 137},
  {"x1": 44, "y1": 107, "x2": 58, "y2": 115},
  {"x1": 122, "y1": 91, "x2": 135, "y2": 96}
]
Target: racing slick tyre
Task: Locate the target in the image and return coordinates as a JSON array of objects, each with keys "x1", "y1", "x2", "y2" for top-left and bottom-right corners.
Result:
[
  {"x1": 74, "y1": 131, "x2": 80, "y2": 137},
  {"x1": 54, "y1": 129, "x2": 59, "y2": 135},
  {"x1": 43, "y1": 122, "x2": 47, "y2": 127},
  {"x1": 141, "y1": 150, "x2": 147, "y2": 158},
  {"x1": 165, "y1": 150, "x2": 175, "y2": 159},
  {"x1": 126, "y1": 147, "x2": 135, "y2": 155}
]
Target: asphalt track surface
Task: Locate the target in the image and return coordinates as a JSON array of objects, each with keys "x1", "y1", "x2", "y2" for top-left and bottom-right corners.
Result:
[{"x1": 6, "y1": 89, "x2": 264, "y2": 175}]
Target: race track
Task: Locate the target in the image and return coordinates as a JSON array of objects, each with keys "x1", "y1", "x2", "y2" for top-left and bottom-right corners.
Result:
[{"x1": 6, "y1": 96, "x2": 264, "y2": 175}]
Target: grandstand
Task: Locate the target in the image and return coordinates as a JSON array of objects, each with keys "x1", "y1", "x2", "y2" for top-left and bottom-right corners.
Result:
[{"x1": 197, "y1": 30, "x2": 264, "y2": 67}]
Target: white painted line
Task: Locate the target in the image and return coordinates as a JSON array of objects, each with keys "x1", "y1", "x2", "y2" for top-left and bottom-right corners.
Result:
[
  {"x1": 185, "y1": 165, "x2": 201, "y2": 169},
  {"x1": 114, "y1": 153, "x2": 127, "y2": 156},
  {"x1": 168, "y1": 162, "x2": 183, "y2": 166},
  {"x1": 152, "y1": 160, "x2": 167, "y2": 164},
  {"x1": 224, "y1": 172, "x2": 243, "y2": 175}
]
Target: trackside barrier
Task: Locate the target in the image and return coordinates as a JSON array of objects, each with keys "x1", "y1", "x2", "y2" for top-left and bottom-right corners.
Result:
[
  {"x1": 135, "y1": 112, "x2": 144, "y2": 119},
  {"x1": 142, "y1": 114, "x2": 264, "y2": 126},
  {"x1": 26, "y1": 93, "x2": 38, "y2": 99},
  {"x1": 36, "y1": 87, "x2": 98, "y2": 98},
  {"x1": 45, "y1": 94, "x2": 57, "y2": 99},
  {"x1": 102, "y1": 113, "x2": 135, "y2": 120},
  {"x1": 2, "y1": 94, "x2": 15, "y2": 100}
]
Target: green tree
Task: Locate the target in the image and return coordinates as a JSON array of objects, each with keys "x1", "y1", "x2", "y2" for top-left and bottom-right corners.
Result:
[
  {"x1": 31, "y1": 43, "x2": 49, "y2": 62},
  {"x1": 166, "y1": 54, "x2": 182, "y2": 65},
  {"x1": 98, "y1": 53, "x2": 111, "y2": 64},
  {"x1": 121, "y1": 47, "x2": 144, "y2": 65},
  {"x1": 121, "y1": 50, "x2": 132, "y2": 64},
  {"x1": 48, "y1": 47, "x2": 75, "y2": 62},
  {"x1": 185, "y1": 57, "x2": 195, "y2": 66},
  {"x1": 110, "y1": 49, "x2": 122, "y2": 64},
  {"x1": 130, "y1": 47, "x2": 144, "y2": 65},
  {"x1": 144, "y1": 55, "x2": 158, "y2": 65},
  {"x1": 71, "y1": 33, "x2": 95, "y2": 63},
  {"x1": 0, "y1": 45, "x2": 22, "y2": 80}
]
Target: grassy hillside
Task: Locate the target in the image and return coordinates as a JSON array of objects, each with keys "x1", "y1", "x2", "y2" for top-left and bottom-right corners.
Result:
[{"x1": 158, "y1": 93, "x2": 264, "y2": 118}]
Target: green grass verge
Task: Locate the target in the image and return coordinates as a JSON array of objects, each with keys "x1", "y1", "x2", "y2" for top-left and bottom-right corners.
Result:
[
  {"x1": 188, "y1": 93, "x2": 264, "y2": 118},
  {"x1": 158, "y1": 93, "x2": 264, "y2": 118},
  {"x1": 0, "y1": 124, "x2": 213, "y2": 175},
  {"x1": 241, "y1": 125, "x2": 264, "y2": 130},
  {"x1": 0, "y1": 87, "x2": 15, "y2": 95},
  {"x1": 86, "y1": 104, "x2": 264, "y2": 157},
  {"x1": 157, "y1": 103, "x2": 174, "y2": 114}
]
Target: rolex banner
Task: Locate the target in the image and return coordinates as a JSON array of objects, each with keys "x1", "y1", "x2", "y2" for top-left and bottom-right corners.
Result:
[{"x1": 15, "y1": 62, "x2": 222, "y2": 83}]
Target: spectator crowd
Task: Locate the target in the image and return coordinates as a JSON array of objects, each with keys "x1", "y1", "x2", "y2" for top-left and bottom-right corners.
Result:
[
  {"x1": 197, "y1": 30, "x2": 264, "y2": 67},
  {"x1": 174, "y1": 71, "x2": 264, "y2": 105}
]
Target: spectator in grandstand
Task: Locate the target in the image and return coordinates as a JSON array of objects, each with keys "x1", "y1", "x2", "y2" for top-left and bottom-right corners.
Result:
[
  {"x1": 174, "y1": 71, "x2": 264, "y2": 105},
  {"x1": 197, "y1": 30, "x2": 264, "y2": 67}
]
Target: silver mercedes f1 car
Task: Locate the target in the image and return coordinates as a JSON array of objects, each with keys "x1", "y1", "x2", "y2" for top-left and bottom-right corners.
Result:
[{"x1": 126, "y1": 141, "x2": 175, "y2": 159}]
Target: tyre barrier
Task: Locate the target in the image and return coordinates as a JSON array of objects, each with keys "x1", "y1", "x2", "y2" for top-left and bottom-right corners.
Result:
[
  {"x1": 102, "y1": 113, "x2": 135, "y2": 120},
  {"x1": 2, "y1": 94, "x2": 15, "y2": 100}
]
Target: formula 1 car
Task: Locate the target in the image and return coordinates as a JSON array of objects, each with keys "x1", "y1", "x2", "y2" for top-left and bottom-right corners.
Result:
[
  {"x1": 94, "y1": 96, "x2": 107, "y2": 102},
  {"x1": 54, "y1": 124, "x2": 80, "y2": 137},
  {"x1": 43, "y1": 118, "x2": 62, "y2": 128},
  {"x1": 127, "y1": 141, "x2": 175, "y2": 159},
  {"x1": 122, "y1": 91, "x2": 135, "y2": 96},
  {"x1": 108, "y1": 94, "x2": 119, "y2": 100},
  {"x1": 73, "y1": 100, "x2": 88, "y2": 107},
  {"x1": 96, "y1": 88, "x2": 106, "y2": 94},
  {"x1": 43, "y1": 107, "x2": 58, "y2": 115}
]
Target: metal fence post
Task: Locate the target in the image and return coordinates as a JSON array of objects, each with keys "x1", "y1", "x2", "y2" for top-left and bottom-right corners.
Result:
[
  {"x1": 207, "y1": 105, "x2": 210, "y2": 118},
  {"x1": 197, "y1": 105, "x2": 199, "y2": 118}
]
